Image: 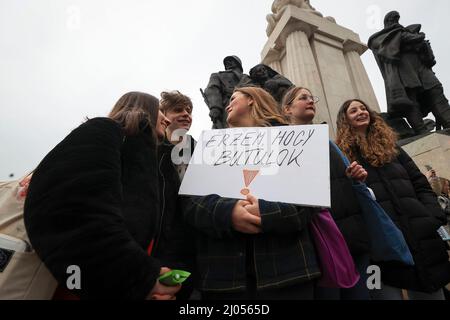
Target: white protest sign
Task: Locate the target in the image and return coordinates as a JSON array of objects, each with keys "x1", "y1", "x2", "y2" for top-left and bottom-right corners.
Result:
[{"x1": 179, "y1": 125, "x2": 330, "y2": 208}]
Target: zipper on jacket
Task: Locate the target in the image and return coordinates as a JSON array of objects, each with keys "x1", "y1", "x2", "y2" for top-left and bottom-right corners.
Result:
[
  {"x1": 153, "y1": 154, "x2": 167, "y2": 255},
  {"x1": 253, "y1": 238, "x2": 259, "y2": 290}
]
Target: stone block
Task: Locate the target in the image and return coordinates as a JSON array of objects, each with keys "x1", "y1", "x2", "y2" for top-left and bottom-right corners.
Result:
[{"x1": 402, "y1": 131, "x2": 450, "y2": 180}]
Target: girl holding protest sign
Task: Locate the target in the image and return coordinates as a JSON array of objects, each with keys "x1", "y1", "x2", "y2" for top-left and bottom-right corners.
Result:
[
  {"x1": 182, "y1": 86, "x2": 321, "y2": 300},
  {"x1": 336, "y1": 99, "x2": 450, "y2": 300},
  {"x1": 282, "y1": 86, "x2": 372, "y2": 300}
]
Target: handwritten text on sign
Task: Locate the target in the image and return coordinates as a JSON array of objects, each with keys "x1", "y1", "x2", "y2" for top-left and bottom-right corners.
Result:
[{"x1": 179, "y1": 125, "x2": 330, "y2": 208}]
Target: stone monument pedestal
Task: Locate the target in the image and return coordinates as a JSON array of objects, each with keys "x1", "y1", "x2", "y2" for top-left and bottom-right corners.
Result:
[
  {"x1": 262, "y1": 4, "x2": 380, "y2": 138},
  {"x1": 401, "y1": 130, "x2": 450, "y2": 180}
]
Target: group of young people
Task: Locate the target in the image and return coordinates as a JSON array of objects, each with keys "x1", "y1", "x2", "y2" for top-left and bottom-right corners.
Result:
[{"x1": 22, "y1": 84, "x2": 450, "y2": 300}]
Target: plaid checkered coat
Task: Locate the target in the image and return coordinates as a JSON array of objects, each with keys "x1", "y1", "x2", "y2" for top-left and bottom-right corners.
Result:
[{"x1": 182, "y1": 195, "x2": 321, "y2": 292}]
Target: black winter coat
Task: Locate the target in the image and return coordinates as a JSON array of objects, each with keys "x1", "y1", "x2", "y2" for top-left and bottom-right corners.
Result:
[
  {"x1": 358, "y1": 147, "x2": 450, "y2": 293},
  {"x1": 152, "y1": 138, "x2": 196, "y2": 299},
  {"x1": 153, "y1": 138, "x2": 195, "y2": 266},
  {"x1": 329, "y1": 145, "x2": 370, "y2": 257},
  {"x1": 25, "y1": 118, "x2": 162, "y2": 299}
]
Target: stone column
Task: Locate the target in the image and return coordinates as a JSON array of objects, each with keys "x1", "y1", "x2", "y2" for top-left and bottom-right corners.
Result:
[
  {"x1": 261, "y1": 4, "x2": 380, "y2": 137},
  {"x1": 269, "y1": 60, "x2": 282, "y2": 74},
  {"x1": 312, "y1": 34, "x2": 359, "y2": 127},
  {"x1": 344, "y1": 40, "x2": 381, "y2": 112},
  {"x1": 285, "y1": 29, "x2": 333, "y2": 133}
]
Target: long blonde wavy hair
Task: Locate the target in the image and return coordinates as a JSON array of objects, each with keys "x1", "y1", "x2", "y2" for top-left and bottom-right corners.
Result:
[
  {"x1": 336, "y1": 99, "x2": 398, "y2": 167},
  {"x1": 232, "y1": 87, "x2": 287, "y2": 127}
]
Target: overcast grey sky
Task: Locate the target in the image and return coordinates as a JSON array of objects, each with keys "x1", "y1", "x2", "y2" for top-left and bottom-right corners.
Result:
[{"x1": 1, "y1": 0, "x2": 449, "y2": 180}]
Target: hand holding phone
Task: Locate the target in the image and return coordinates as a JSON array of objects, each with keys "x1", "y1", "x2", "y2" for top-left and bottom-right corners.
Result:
[{"x1": 158, "y1": 270, "x2": 191, "y2": 286}]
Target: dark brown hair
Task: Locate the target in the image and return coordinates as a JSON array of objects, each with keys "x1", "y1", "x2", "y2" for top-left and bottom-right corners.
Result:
[
  {"x1": 336, "y1": 99, "x2": 399, "y2": 167},
  {"x1": 108, "y1": 92, "x2": 159, "y2": 138}
]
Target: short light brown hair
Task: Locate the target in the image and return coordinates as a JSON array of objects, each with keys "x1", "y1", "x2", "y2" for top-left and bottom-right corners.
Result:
[{"x1": 159, "y1": 90, "x2": 193, "y2": 114}]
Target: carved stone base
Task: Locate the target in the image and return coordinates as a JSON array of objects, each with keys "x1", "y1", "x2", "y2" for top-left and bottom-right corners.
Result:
[
  {"x1": 401, "y1": 129, "x2": 450, "y2": 180},
  {"x1": 382, "y1": 113, "x2": 436, "y2": 140}
]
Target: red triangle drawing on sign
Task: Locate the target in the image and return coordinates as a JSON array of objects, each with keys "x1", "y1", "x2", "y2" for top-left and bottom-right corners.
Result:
[
  {"x1": 241, "y1": 170, "x2": 260, "y2": 196},
  {"x1": 243, "y1": 170, "x2": 260, "y2": 187}
]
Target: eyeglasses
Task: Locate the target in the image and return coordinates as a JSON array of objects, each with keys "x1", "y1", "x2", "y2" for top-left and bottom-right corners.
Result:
[{"x1": 298, "y1": 95, "x2": 320, "y2": 103}]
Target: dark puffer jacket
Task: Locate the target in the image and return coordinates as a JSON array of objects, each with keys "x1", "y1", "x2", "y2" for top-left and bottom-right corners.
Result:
[
  {"x1": 24, "y1": 118, "x2": 162, "y2": 299},
  {"x1": 358, "y1": 147, "x2": 450, "y2": 293},
  {"x1": 329, "y1": 144, "x2": 370, "y2": 257}
]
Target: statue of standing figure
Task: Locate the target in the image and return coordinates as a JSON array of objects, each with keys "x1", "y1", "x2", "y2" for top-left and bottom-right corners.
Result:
[
  {"x1": 369, "y1": 11, "x2": 450, "y2": 135},
  {"x1": 202, "y1": 56, "x2": 251, "y2": 129}
]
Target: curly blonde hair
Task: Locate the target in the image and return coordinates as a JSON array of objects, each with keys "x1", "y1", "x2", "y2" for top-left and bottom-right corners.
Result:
[
  {"x1": 336, "y1": 99, "x2": 398, "y2": 167},
  {"x1": 233, "y1": 87, "x2": 288, "y2": 127}
]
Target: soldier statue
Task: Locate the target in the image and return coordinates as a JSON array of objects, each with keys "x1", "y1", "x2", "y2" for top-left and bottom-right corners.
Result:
[
  {"x1": 369, "y1": 11, "x2": 450, "y2": 135},
  {"x1": 202, "y1": 56, "x2": 250, "y2": 129}
]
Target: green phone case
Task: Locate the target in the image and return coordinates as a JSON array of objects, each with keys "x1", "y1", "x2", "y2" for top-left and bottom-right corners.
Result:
[{"x1": 158, "y1": 270, "x2": 191, "y2": 286}]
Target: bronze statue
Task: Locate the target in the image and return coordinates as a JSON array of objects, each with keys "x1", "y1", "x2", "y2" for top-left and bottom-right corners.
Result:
[
  {"x1": 242, "y1": 64, "x2": 294, "y2": 105},
  {"x1": 202, "y1": 56, "x2": 251, "y2": 129},
  {"x1": 368, "y1": 11, "x2": 450, "y2": 135}
]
